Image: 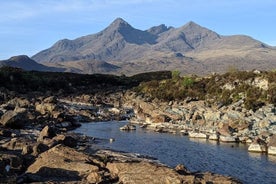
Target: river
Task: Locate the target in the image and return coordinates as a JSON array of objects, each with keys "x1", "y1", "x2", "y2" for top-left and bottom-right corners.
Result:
[{"x1": 74, "y1": 121, "x2": 276, "y2": 184}]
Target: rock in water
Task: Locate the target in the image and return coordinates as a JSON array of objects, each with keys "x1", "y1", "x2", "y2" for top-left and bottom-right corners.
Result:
[
  {"x1": 220, "y1": 135, "x2": 236, "y2": 143},
  {"x1": 188, "y1": 132, "x2": 207, "y2": 139},
  {"x1": 248, "y1": 139, "x2": 267, "y2": 153},
  {"x1": 120, "y1": 124, "x2": 136, "y2": 131}
]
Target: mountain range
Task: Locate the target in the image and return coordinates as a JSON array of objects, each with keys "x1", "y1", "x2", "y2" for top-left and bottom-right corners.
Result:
[{"x1": 2, "y1": 18, "x2": 276, "y2": 75}]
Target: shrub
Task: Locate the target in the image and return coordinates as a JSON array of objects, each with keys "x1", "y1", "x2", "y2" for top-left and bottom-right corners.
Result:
[
  {"x1": 182, "y1": 76, "x2": 194, "y2": 88},
  {"x1": 172, "y1": 70, "x2": 181, "y2": 80}
]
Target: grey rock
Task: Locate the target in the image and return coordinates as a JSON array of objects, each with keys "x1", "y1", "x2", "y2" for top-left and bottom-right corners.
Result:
[{"x1": 0, "y1": 108, "x2": 28, "y2": 128}]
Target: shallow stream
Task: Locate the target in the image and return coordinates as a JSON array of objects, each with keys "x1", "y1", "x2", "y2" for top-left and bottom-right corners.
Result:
[{"x1": 74, "y1": 121, "x2": 276, "y2": 184}]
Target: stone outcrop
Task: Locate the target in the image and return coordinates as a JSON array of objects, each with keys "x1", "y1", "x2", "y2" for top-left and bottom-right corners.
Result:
[{"x1": 124, "y1": 91, "x2": 276, "y2": 155}]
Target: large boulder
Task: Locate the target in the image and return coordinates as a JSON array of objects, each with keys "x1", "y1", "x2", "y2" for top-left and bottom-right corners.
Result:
[
  {"x1": 220, "y1": 135, "x2": 236, "y2": 143},
  {"x1": 188, "y1": 132, "x2": 207, "y2": 139},
  {"x1": 35, "y1": 103, "x2": 57, "y2": 115},
  {"x1": 0, "y1": 108, "x2": 28, "y2": 128},
  {"x1": 25, "y1": 144, "x2": 100, "y2": 182},
  {"x1": 106, "y1": 161, "x2": 240, "y2": 184},
  {"x1": 106, "y1": 161, "x2": 185, "y2": 184},
  {"x1": 248, "y1": 139, "x2": 267, "y2": 153}
]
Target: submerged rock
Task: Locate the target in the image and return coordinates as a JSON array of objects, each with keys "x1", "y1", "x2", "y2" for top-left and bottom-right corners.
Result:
[{"x1": 120, "y1": 124, "x2": 136, "y2": 131}]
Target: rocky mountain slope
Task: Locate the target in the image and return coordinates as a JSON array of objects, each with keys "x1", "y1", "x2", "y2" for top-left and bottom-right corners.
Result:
[{"x1": 31, "y1": 18, "x2": 276, "y2": 75}]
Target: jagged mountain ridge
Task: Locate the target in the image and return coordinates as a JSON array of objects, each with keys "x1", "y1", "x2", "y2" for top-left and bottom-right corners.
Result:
[
  {"x1": 32, "y1": 18, "x2": 223, "y2": 63},
  {"x1": 28, "y1": 18, "x2": 276, "y2": 75}
]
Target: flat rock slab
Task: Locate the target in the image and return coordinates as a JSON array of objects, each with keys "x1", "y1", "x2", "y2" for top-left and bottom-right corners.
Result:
[
  {"x1": 106, "y1": 161, "x2": 241, "y2": 184},
  {"x1": 26, "y1": 144, "x2": 100, "y2": 182}
]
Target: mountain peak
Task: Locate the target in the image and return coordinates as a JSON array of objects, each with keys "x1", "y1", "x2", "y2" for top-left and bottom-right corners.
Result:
[
  {"x1": 9, "y1": 55, "x2": 32, "y2": 62},
  {"x1": 113, "y1": 17, "x2": 128, "y2": 24},
  {"x1": 109, "y1": 18, "x2": 132, "y2": 29},
  {"x1": 183, "y1": 21, "x2": 203, "y2": 29}
]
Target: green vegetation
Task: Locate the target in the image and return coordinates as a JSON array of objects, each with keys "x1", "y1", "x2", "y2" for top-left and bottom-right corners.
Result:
[
  {"x1": 0, "y1": 66, "x2": 171, "y2": 95},
  {"x1": 0, "y1": 66, "x2": 275, "y2": 111},
  {"x1": 135, "y1": 70, "x2": 276, "y2": 110}
]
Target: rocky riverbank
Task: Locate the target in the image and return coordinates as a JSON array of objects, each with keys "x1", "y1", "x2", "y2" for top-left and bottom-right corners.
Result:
[
  {"x1": 0, "y1": 93, "x2": 241, "y2": 183},
  {"x1": 2, "y1": 69, "x2": 275, "y2": 183},
  {"x1": 123, "y1": 90, "x2": 276, "y2": 155}
]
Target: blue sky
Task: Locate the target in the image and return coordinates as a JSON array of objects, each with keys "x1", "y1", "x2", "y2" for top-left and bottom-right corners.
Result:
[{"x1": 0, "y1": 0, "x2": 276, "y2": 60}]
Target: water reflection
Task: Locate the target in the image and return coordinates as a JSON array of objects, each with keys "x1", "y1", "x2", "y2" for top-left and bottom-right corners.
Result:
[
  {"x1": 188, "y1": 137, "x2": 208, "y2": 144},
  {"x1": 267, "y1": 155, "x2": 276, "y2": 163},
  {"x1": 248, "y1": 151, "x2": 265, "y2": 159}
]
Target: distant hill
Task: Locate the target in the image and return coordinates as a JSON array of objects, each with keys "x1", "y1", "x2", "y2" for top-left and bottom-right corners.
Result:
[
  {"x1": 0, "y1": 55, "x2": 63, "y2": 72},
  {"x1": 28, "y1": 18, "x2": 276, "y2": 75}
]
